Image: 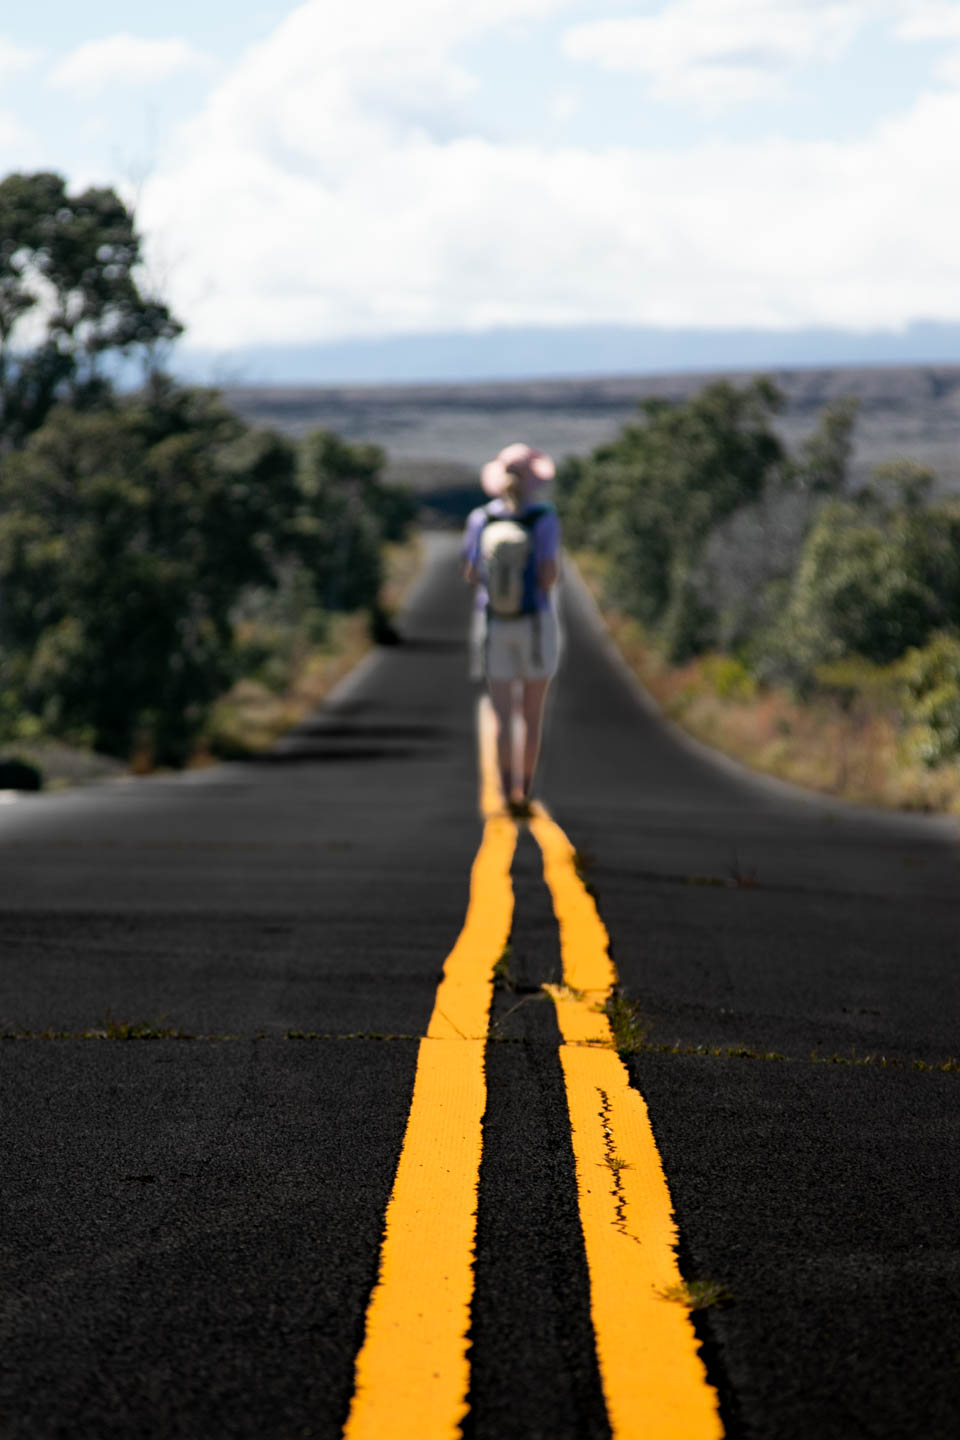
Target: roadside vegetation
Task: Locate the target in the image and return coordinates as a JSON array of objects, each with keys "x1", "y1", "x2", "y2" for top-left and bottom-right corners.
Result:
[
  {"x1": 0, "y1": 171, "x2": 416, "y2": 785},
  {"x1": 558, "y1": 378, "x2": 960, "y2": 813}
]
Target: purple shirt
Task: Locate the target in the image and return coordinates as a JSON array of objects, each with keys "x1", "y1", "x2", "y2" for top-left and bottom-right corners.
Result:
[{"x1": 461, "y1": 499, "x2": 561, "y2": 612}]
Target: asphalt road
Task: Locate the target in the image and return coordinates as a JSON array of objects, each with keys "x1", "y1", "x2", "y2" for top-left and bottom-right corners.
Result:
[{"x1": 2, "y1": 533, "x2": 959, "y2": 1440}]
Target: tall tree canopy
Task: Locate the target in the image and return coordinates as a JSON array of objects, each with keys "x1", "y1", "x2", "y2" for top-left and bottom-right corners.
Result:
[
  {"x1": 0, "y1": 380, "x2": 412, "y2": 763},
  {"x1": 558, "y1": 379, "x2": 960, "y2": 757},
  {"x1": 0, "y1": 171, "x2": 180, "y2": 446},
  {"x1": 0, "y1": 382, "x2": 298, "y2": 761},
  {"x1": 558, "y1": 379, "x2": 787, "y2": 659},
  {"x1": 0, "y1": 172, "x2": 416, "y2": 767}
]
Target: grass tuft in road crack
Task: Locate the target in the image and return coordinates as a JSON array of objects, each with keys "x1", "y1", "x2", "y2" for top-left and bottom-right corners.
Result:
[
  {"x1": 661, "y1": 1278, "x2": 732, "y2": 1311},
  {"x1": 98, "y1": 1010, "x2": 185, "y2": 1040},
  {"x1": 605, "y1": 992, "x2": 651, "y2": 1056},
  {"x1": 810, "y1": 1048, "x2": 960, "y2": 1072},
  {"x1": 492, "y1": 942, "x2": 516, "y2": 992}
]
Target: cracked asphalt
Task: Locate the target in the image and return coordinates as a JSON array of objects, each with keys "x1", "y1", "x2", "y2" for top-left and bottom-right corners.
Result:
[{"x1": 2, "y1": 532, "x2": 959, "y2": 1439}]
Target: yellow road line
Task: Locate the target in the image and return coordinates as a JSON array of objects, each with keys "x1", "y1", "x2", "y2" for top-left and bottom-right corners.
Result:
[
  {"x1": 529, "y1": 806, "x2": 723, "y2": 1440},
  {"x1": 347, "y1": 696, "x2": 720, "y2": 1437},
  {"x1": 343, "y1": 798, "x2": 516, "y2": 1440}
]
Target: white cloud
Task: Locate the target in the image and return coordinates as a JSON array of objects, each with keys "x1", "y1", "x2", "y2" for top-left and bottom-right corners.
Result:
[
  {"x1": 0, "y1": 36, "x2": 40, "y2": 76},
  {"x1": 0, "y1": 35, "x2": 40, "y2": 73},
  {"x1": 547, "y1": 90, "x2": 583, "y2": 128},
  {"x1": 50, "y1": 34, "x2": 211, "y2": 100},
  {"x1": 563, "y1": 1, "x2": 864, "y2": 106},
  {"x1": 136, "y1": 0, "x2": 960, "y2": 352},
  {"x1": 0, "y1": 109, "x2": 27, "y2": 149},
  {"x1": 893, "y1": 2, "x2": 960, "y2": 89},
  {"x1": 896, "y1": 1, "x2": 960, "y2": 38}
]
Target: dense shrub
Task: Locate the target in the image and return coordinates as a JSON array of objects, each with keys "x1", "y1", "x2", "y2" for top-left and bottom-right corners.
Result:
[
  {"x1": 0, "y1": 171, "x2": 180, "y2": 445},
  {"x1": 0, "y1": 384, "x2": 413, "y2": 763},
  {"x1": 560, "y1": 379, "x2": 960, "y2": 768},
  {"x1": 767, "y1": 492, "x2": 960, "y2": 678},
  {"x1": 0, "y1": 168, "x2": 416, "y2": 770},
  {"x1": 562, "y1": 379, "x2": 791, "y2": 659},
  {"x1": 772, "y1": 502, "x2": 940, "y2": 671},
  {"x1": 897, "y1": 633, "x2": 960, "y2": 765}
]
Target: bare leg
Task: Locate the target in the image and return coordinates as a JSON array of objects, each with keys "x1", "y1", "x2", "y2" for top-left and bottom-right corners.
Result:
[
  {"x1": 488, "y1": 680, "x2": 515, "y2": 805},
  {"x1": 520, "y1": 677, "x2": 551, "y2": 799}
]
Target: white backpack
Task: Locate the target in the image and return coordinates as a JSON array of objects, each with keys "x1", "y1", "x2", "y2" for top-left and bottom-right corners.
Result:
[{"x1": 479, "y1": 504, "x2": 546, "y2": 617}]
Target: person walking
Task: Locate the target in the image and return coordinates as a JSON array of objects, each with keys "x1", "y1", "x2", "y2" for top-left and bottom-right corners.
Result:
[{"x1": 461, "y1": 442, "x2": 562, "y2": 817}]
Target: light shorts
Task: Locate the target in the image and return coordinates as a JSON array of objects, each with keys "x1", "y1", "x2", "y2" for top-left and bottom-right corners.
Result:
[{"x1": 472, "y1": 605, "x2": 561, "y2": 683}]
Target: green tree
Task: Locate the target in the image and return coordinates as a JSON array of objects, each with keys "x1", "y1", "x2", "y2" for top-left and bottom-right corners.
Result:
[
  {"x1": 0, "y1": 384, "x2": 298, "y2": 762},
  {"x1": 0, "y1": 388, "x2": 417, "y2": 762},
  {"x1": 0, "y1": 172, "x2": 416, "y2": 770},
  {"x1": 897, "y1": 632, "x2": 960, "y2": 765},
  {"x1": 0, "y1": 171, "x2": 180, "y2": 446},
  {"x1": 854, "y1": 459, "x2": 935, "y2": 514},
  {"x1": 559, "y1": 379, "x2": 786, "y2": 658},
  {"x1": 791, "y1": 396, "x2": 859, "y2": 496},
  {"x1": 772, "y1": 494, "x2": 960, "y2": 677},
  {"x1": 698, "y1": 398, "x2": 863, "y2": 653},
  {"x1": 296, "y1": 430, "x2": 414, "y2": 613}
]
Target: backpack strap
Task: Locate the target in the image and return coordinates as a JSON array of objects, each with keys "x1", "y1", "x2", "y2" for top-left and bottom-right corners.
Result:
[{"x1": 519, "y1": 505, "x2": 549, "y2": 614}]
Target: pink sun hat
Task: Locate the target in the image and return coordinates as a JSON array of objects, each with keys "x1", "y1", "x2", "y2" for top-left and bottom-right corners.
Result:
[{"x1": 481, "y1": 441, "x2": 556, "y2": 499}]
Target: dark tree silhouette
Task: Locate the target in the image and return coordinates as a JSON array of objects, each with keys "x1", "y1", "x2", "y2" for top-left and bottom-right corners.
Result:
[{"x1": 0, "y1": 171, "x2": 181, "y2": 446}]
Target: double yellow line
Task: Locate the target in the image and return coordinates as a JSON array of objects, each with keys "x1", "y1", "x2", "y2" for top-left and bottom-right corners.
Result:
[{"x1": 343, "y1": 702, "x2": 722, "y2": 1439}]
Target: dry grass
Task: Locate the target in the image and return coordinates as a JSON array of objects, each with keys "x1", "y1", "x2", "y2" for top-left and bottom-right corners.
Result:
[
  {"x1": 196, "y1": 536, "x2": 425, "y2": 762},
  {"x1": 379, "y1": 535, "x2": 426, "y2": 615},
  {"x1": 575, "y1": 553, "x2": 960, "y2": 816},
  {"x1": 661, "y1": 1278, "x2": 732, "y2": 1310},
  {"x1": 199, "y1": 611, "x2": 374, "y2": 760},
  {"x1": 605, "y1": 993, "x2": 651, "y2": 1056}
]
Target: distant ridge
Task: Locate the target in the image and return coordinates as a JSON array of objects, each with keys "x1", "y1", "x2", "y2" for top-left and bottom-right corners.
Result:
[
  {"x1": 222, "y1": 362, "x2": 960, "y2": 493},
  {"x1": 178, "y1": 320, "x2": 960, "y2": 388}
]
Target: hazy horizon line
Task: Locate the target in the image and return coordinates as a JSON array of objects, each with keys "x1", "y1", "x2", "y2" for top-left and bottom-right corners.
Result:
[{"x1": 171, "y1": 319, "x2": 960, "y2": 390}]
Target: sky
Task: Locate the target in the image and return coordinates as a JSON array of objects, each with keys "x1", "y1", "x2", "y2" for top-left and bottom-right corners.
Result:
[{"x1": 3, "y1": 1, "x2": 960, "y2": 380}]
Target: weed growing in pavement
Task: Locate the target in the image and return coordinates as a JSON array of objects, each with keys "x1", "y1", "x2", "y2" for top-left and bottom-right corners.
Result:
[
  {"x1": 492, "y1": 943, "x2": 516, "y2": 992},
  {"x1": 285, "y1": 1030, "x2": 422, "y2": 1042},
  {"x1": 810, "y1": 1048, "x2": 960, "y2": 1072},
  {"x1": 604, "y1": 993, "x2": 651, "y2": 1056},
  {"x1": 542, "y1": 982, "x2": 587, "y2": 1005},
  {"x1": 665, "y1": 1042, "x2": 787, "y2": 1061},
  {"x1": 1, "y1": 1023, "x2": 211, "y2": 1040},
  {"x1": 661, "y1": 1278, "x2": 732, "y2": 1311},
  {"x1": 604, "y1": 1154, "x2": 632, "y2": 1175},
  {"x1": 6, "y1": 1011, "x2": 191, "y2": 1040},
  {"x1": 5, "y1": 1021, "x2": 957, "y2": 1074},
  {"x1": 99, "y1": 1010, "x2": 185, "y2": 1040}
]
